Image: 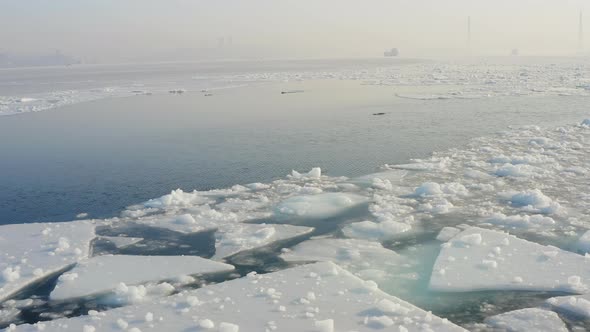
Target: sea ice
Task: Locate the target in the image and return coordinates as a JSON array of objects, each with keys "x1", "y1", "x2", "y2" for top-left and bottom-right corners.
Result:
[
  {"x1": 429, "y1": 227, "x2": 590, "y2": 293},
  {"x1": 0, "y1": 221, "x2": 95, "y2": 303},
  {"x1": 9, "y1": 262, "x2": 465, "y2": 331},
  {"x1": 50, "y1": 255, "x2": 234, "y2": 301},
  {"x1": 274, "y1": 193, "x2": 368, "y2": 220},
  {"x1": 484, "y1": 308, "x2": 568, "y2": 332},
  {"x1": 280, "y1": 238, "x2": 403, "y2": 283},
  {"x1": 546, "y1": 293, "x2": 590, "y2": 319}
]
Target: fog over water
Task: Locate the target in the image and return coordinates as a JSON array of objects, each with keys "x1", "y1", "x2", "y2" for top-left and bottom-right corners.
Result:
[{"x1": 1, "y1": 0, "x2": 588, "y2": 62}]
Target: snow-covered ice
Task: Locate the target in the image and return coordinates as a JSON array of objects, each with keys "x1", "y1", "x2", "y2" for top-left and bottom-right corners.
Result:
[
  {"x1": 9, "y1": 262, "x2": 466, "y2": 332},
  {"x1": 484, "y1": 308, "x2": 568, "y2": 332},
  {"x1": 50, "y1": 255, "x2": 234, "y2": 301},
  {"x1": 0, "y1": 221, "x2": 95, "y2": 303},
  {"x1": 274, "y1": 192, "x2": 368, "y2": 220},
  {"x1": 281, "y1": 238, "x2": 404, "y2": 284},
  {"x1": 429, "y1": 227, "x2": 590, "y2": 293}
]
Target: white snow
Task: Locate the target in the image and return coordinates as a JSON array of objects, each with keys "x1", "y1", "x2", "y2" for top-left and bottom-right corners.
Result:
[
  {"x1": 484, "y1": 308, "x2": 568, "y2": 332},
  {"x1": 429, "y1": 227, "x2": 590, "y2": 293},
  {"x1": 9, "y1": 262, "x2": 465, "y2": 332},
  {"x1": 0, "y1": 221, "x2": 95, "y2": 303},
  {"x1": 50, "y1": 255, "x2": 234, "y2": 301}
]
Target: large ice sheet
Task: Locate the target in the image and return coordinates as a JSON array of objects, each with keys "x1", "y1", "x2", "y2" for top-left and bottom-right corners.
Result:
[
  {"x1": 0, "y1": 221, "x2": 95, "y2": 303},
  {"x1": 484, "y1": 308, "x2": 568, "y2": 332},
  {"x1": 50, "y1": 255, "x2": 234, "y2": 301},
  {"x1": 429, "y1": 227, "x2": 590, "y2": 293},
  {"x1": 10, "y1": 262, "x2": 466, "y2": 332}
]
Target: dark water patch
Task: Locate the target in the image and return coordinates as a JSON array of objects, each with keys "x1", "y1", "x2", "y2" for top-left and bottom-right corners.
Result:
[
  {"x1": 94, "y1": 224, "x2": 216, "y2": 257},
  {"x1": 429, "y1": 290, "x2": 570, "y2": 328}
]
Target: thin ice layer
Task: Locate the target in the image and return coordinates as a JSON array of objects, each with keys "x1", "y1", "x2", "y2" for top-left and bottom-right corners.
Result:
[
  {"x1": 129, "y1": 214, "x2": 313, "y2": 260},
  {"x1": 0, "y1": 221, "x2": 95, "y2": 303},
  {"x1": 50, "y1": 255, "x2": 234, "y2": 300},
  {"x1": 11, "y1": 262, "x2": 466, "y2": 332},
  {"x1": 429, "y1": 227, "x2": 590, "y2": 293},
  {"x1": 484, "y1": 308, "x2": 568, "y2": 332}
]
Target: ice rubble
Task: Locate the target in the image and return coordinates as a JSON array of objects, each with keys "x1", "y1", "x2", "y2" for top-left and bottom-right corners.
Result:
[
  {"x1": 0, "y1": 221, "x2": 95, "y2": 303},
  {"x1": 9, "y1": 262, "x2": 466, "y2": 332},
  {"x1": 484, "y1": 308, "x2": 568, "y2": 332},
  {"x1": 274, "y1": 193, "x2": 368, "y2": 220},
  {"x1": 429, "y1": 227, "x2": 590, "y2": 293},
  {"x1": 50, "y1": 255, "x2": 234, "y2": 301}
]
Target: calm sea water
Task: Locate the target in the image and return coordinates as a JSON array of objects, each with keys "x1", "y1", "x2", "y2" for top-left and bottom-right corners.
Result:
[{"x1": 1, "y1": 59, "x2": 590, "y2": 225}]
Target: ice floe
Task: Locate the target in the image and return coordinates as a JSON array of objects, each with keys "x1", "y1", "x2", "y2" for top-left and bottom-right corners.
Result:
[
  {"x1": 429, "y1": 227, "x2": 590, "y2": 293},
  {"x1": 9, "y1": 262, "x2": 466, "y2": 331},
  {"x1": 0, "y1": 221, "x2": 95, "y2": 303},
  {"x1": 50, "y1": 255, "x2": 234, "y2": 301},
  {"x1": 281, "y1": 238, "x2": 404, "y2": 283},
  {"x1": 484, "y1": 308, "x2": 568, "y2": 332}
]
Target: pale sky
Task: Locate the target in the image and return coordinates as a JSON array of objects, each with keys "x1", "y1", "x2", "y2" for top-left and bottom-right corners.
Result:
[{"x1": 0, "y1": 0, "x2": 588, "y2": 62}]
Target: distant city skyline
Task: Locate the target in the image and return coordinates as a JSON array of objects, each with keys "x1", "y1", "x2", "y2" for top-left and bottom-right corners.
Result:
[{"x1": 0, "y1": 0, "x2": 588, "y2": 63}]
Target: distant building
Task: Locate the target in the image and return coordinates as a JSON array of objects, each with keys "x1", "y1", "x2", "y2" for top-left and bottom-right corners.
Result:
[{"x1": 384, "y1": 48, "x2": 399, "y2": 57}]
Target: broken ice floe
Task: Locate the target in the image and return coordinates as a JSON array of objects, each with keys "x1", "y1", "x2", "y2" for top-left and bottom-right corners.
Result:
[
  {"x1": 50, "y1": 255, "x2": 234, "y2": 301},
  {"x1": 9, "y1": 262, "x2": 466, "y2": 332},
  {"x1": 484, "y1": 307, "x2": 568, "y2": 332},
  {"x1": 0, "y1": 221, "x2": 95, "y2": 303},
  {"x1": 429, "y1": 227, "x2": 590, "y2": 293}
]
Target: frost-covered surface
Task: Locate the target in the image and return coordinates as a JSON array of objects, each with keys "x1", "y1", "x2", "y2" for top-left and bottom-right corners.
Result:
[
  {"x1": 50, "y1": 255, "x2": 234, "y2": 301},
  {"x1": 9, "y1": 262, "x2": 466, "y2": 332},
  {"x1": 484, "y1": 308, "x2": 568, "y2": 332},
  {"x1": 0, "y1": 221, "x2": 95, "y2": 303},
  {"x1": 430, "y1": 227, "x2": 590, "y2": 293}
]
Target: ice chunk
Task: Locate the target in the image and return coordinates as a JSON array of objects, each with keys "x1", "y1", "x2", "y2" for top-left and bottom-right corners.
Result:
[
  {"x1": 430, "y1": 227, "x2": 590, "y2": 293},
  {"x1": 342, "y1": 220, "x2": 411, "y2": 240},
  {"x1": 0, "y1": 221, "x2": 95, "y2": 303},
  {"x1": 9, "y1": 262, "x2": 465, "y2": 331},
  {"x1": 274, "y1": 193, "x2": 368, "y2": 220},
  {"x1": 484, "y1": 213, "x2": 555, "y2": 229},
  {"x1": 546, "y1": 293, "x2": 590, "y2": 318},
  {"x1": 575, "y1": 230, "x2": 590, "y2": 254},
  {"x1": 212, "y1": 224, "x2": 313, "y2": 259},
  {"x1": 484, "y1": 308, "x2": 567, "y2": 332},
  {"x1": 130, "y1": 214, "x2": 312, "y2": 260},
  {"x1": 499, "y1": 189, "x2": 561, "y2": 215},
  {"x1": 347, "y1": 170, "x2": 407, "y2": 188},
  {"x1": 50, "y1": 255, "x2": 234, "y2": 300}
]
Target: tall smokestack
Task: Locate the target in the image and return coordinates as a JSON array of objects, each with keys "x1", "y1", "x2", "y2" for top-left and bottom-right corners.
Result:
[
  {"x1": 579, "y1": 10, "x2": 584, "y2": 52},
  {"x1": 467, "y1": 16, "x2": 471, "y2": 49}
]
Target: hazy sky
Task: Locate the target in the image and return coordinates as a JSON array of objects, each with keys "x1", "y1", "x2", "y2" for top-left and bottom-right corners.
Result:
[{"x1": 0, "y1": 0, "x2": 588, "y2": 61}]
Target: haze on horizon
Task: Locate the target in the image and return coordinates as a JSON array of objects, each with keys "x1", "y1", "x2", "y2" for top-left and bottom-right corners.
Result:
[{"x1": 0, "y1": 0, "x2": 588, "y2": 63}]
